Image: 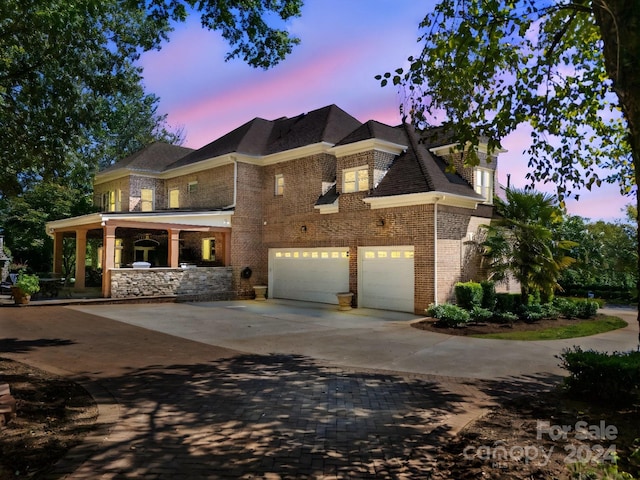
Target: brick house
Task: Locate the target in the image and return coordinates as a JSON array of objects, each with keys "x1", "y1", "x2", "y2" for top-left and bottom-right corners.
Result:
[{"x1": 46, "y1": 104, "x2": 500, "y2": 313}]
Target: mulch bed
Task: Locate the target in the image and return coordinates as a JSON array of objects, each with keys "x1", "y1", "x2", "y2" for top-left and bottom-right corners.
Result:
[{"x1": 0, "y1": 358, "x2": 98, "y2": 479}]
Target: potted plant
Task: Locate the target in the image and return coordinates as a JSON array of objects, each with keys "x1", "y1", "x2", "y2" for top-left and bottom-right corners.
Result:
[{"x1": 11, "y1": 272, "x2": 40, "y2": 305}]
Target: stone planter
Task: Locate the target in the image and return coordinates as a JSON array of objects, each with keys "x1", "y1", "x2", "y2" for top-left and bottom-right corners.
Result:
[
  {"x1": 336, "y1": 292, "x2": 354, "y2": 311},
  {"x1": 253, "y1": 285, "x2": 268, "y2": 301},
  {"x1": 11, "y1": 287, "x2": 30, "y2": 305}
]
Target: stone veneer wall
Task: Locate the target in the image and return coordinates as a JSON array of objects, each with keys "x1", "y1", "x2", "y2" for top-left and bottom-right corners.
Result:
[{"x1": 110, "y1": 267, "x2": 233, "y2": 300}]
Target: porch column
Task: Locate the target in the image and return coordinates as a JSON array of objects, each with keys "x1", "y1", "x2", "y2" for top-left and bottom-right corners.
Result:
[
  {"x1": 168, "y1": 229, "x2": 180, "y2": 268},
  {"x1": 74, "y1": 229, "x2": 87, "y2": 289},
  {"x1": 102, "y1": 225, "x2": 116, "y2": 297},
  {"x1": 52, "y1": 231, "x2": 64, "y2": 275},
  {"x1": 223, "y1": 231, "x2": 232, "y2": 266}
]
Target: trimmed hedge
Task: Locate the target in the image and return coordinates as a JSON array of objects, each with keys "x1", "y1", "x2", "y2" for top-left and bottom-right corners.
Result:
[
  {"x1": 558, "y1": 347, "x2": 640, "y2": 405},
  {"x1": 495, "y1": 293, "x2": 521, "y2": 313},
  {"x1": 480, "y1": 281, "x2": 497, "y2": 310},
  {"x1": 454, "y1": 281, "x2": 483, "y2": 310}
]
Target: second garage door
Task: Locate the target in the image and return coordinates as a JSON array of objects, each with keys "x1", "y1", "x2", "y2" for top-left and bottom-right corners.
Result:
[
  {"x1": 358, "y1": 246, "x2": 415, "y2": 312},
  {"x1": 268, "y1": 247, "x2": 349, "y2": 304}
]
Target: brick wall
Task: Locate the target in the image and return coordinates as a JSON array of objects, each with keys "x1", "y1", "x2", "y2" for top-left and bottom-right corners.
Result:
[
  {"x1": 93, "y1": 177, "x2": 131, "y2": 211},
  {"x1": 252, "y1": 150, "x2": 494, "y2": 313},
  {"x1": 231, "y1": 162, "x2": 266, "y2": 297},
  {"x1": 129, "y1": 176, "x2": 167, "y2": 211},
  {"x1": 165, "y1": 163, "x2": 235, "y2": 210}
]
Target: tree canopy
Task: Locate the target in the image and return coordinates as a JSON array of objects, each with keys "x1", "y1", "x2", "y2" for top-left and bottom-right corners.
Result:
[
  {"x1": 0, "y1": 0, "x2": 302, "y2": 197},
  {"x1": 381, "y1": 0, "x2": 638, "y2": 203}
]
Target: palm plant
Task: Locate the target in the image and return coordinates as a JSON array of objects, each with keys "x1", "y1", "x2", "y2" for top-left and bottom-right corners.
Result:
[{"x1": 481, "y1": 188, "x2": 576, "y2": 304}]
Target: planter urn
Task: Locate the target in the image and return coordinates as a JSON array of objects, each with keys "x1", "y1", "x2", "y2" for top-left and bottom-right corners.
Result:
[
  {"x1": 11, "y1": 287, "x2": 30, "y2": 305},
  {"x1": 253, "y1": 285, "x2": 267, "y2": 301},
  {"x1": 336, "y1": 292, "x2": 354, "y2": 311}
]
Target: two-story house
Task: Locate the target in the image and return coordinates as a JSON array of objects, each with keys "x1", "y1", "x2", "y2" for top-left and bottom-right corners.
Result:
[{"x1": 46, "y1": 104, "x2": 499, "y2": 313}]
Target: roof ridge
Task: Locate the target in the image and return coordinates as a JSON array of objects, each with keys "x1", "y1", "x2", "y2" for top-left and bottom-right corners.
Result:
[
  {"x1": 319, "y1": 104, "x2": 341, "y2": 142},
  {"x1": 403, "y1": 123, "x2": 435, "y2": 191}
]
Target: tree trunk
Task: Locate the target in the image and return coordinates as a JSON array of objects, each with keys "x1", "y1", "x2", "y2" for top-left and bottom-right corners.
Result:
[{"x1": 591, "y1": 0, "x2": 640, "y2": 346}]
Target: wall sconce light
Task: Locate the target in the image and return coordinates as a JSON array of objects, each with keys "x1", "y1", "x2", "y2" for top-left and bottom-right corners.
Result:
[
  {"x1": 300, "y1": 225, "x2": 307, "y2": 233},
  {"x1": 376, "y1": 218, "x2": 385, "y2": 227}
]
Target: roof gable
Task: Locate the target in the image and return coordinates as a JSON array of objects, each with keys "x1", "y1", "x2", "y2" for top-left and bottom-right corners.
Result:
[
  {"x1": 336, "y1": 120, "x2": 406, "y2": 147},
  {"x1": 370, "y1": 124, "x2": 483, "y2": 200}
]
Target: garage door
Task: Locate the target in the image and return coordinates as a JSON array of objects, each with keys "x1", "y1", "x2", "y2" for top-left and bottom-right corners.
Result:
[
  {"x1": 269, "y1": 247, "x2": 349, "y2": 304},
  {"x1": 358, "y1": 246, "x2": 415, "y2": 312}
]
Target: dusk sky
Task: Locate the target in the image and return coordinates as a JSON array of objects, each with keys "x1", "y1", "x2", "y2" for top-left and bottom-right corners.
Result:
[{"x1": 138, "y1": 1, "x2": 631, "y2": 222}]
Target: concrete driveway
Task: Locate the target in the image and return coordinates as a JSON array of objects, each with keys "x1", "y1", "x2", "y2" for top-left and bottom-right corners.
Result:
[{"x1": 70, "y1": 299, "x2": 639, "y2": 379}]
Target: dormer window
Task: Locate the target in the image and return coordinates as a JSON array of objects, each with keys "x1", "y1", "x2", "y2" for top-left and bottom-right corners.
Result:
[
  {"x1": 474, "y1": 168, "x2": 494, "y2": 204},
  {"x1": 343, "y1": 166, "x2": 369, "y2": 193}
]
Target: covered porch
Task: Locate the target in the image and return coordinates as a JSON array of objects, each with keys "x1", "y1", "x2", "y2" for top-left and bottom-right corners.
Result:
[{"x1": 46, "y1": 211, "x2": 233, "y2": 298}]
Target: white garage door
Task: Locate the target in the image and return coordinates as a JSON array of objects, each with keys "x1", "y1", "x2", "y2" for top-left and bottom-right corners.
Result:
[
  {"x1": 358, "y1": 246, "x2": 415, "y2": 312},
  {"x1": 269, "y1": 247, "x2": 349, "y2": 304}
]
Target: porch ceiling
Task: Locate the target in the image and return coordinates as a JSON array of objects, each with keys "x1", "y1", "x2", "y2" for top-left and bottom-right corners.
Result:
[{"x1": 46, "y1": 210, "x2": 234, "y2": 235}]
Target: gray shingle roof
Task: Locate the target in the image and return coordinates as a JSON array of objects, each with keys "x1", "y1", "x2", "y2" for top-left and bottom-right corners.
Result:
[
  {"x1": 369, "y1": 124, "x2": 483, "y2": 200},
  {"x1": 336, "y1": 120, "x2": 406, "y2": 146},
  {"x1": 169, "y1": 104, "x2": 362, "y2": 169},
  {"x1": 98, "y1": 105, "x2": 487, "y2": 204},
  {"x1": 99, "y1": 142, "x2": 195, "y2": 174}
]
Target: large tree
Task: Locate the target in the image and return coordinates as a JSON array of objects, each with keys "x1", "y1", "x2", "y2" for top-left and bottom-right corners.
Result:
[
  {"x1": 481, "y1": 188, "x2": 575, "y2": 304},
  {"x1": 381, "y1": 0, "x2": 640, "y2": 336},
  {"x1": 0, "y1": 0, "x2": 302, "y2": 196},
  {"x1": 557, "y1": 211, "x2": 637, "y2": 295}
]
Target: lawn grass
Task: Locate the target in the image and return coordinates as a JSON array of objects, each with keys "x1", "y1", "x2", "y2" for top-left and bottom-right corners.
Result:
[{"x1": 471, "y1": 315, "x2": 628, "y2": 340}]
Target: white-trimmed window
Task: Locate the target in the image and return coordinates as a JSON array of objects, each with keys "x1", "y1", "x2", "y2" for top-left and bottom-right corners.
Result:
[
  {"x1": 188, "y1": 181, "x2": 198, "y2": 194},
  {"x1": 169, "y1": 189, "x2": 180, "y2": 209},
  {"x1": 474, "y1": 168, "x2": 494, "y2": 203},
  {"x1": 202, "y1": 238, "x2": 216, "y2": 261},
  {"x1": 140, "y1": 188, "x2": 155, "y2": 211},
  {"x1": 343, "y1": 166, "x2": 369, "y2": 193},
  {"x1": 275, "y1": 174, "x2": 284, "y2": 196}
]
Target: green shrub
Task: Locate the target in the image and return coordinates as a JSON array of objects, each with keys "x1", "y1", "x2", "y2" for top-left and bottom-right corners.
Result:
[
  {"x1": 540, "y1": 303, "x2": 560, "y2": 320},
  {"x1": 454, "y1": 281, "x2": 483, "y2": 310},
  {"x1": 470, "y1": 306, "x2": 493, "y2": 323},
  {"x1": 558, "y1": 347, "x2": 640, "y2": 406},
  {"x1": 426, "y1": 303, "x2": 471, "y2": 327},
  {"x1": 495, "y1": 293, "x2": 520, "y2": 313},
  {"x1": 518, "y1": 303, "x2": 546, "y2": 322},
  {"x1": 480, "y1": 280, "x2": 497, "y2": 310},
  {"x1": 490, "y1": 311, "x2": 519, "y2": 324},
  {"x1": 553, "y1": 297, "x2": 579, "y2": 318},
  {"x1": 574, "y1": 299, "x2": 599, "y2": 319}
]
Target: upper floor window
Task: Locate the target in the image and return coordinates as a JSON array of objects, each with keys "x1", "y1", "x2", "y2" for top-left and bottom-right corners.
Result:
[
  {"x1": 169, "y1": 189, "x2": 180, "y2": 209},
  {"x1": 140, "y1": 188, "x2": 155, "y2": 211},
  {"x1": 275, "y1": 174, "x2": 284, "y2": 196},
  {"x1": 343, "y1": 166, "x2": 369, "y2": 193},
  {"x1": 102, "y1": 190, "x2": 121, "y2": 212},
  {"x1": 474, "y1": 169, "x2": 494, "y2": 203},
  {"x1": 188, "y1": 181, "x2": 198, "y2": 194}
]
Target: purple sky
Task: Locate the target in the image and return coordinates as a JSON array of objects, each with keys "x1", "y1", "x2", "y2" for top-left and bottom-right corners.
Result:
[{"x1": 138, "y1": 1, "x2": 631, "y2": 222}]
